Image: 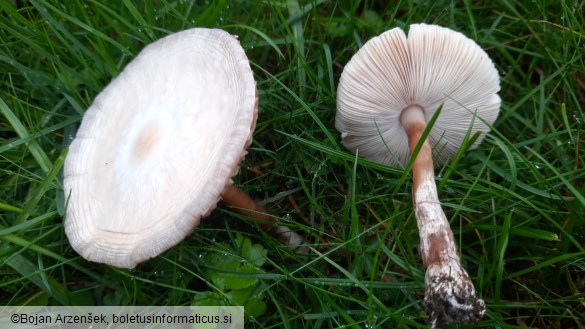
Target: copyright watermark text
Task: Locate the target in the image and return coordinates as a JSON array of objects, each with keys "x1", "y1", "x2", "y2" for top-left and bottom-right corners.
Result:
[{"x1": 2, "y1": 306, "x2": 243, "y2": 328}]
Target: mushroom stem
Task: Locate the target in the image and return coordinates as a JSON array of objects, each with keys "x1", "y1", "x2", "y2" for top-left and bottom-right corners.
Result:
[
  {"x1": 400, "y1": 105, "x2": 485, "y2": 328},
  {"x1": 221, "y1": 185, "x2": 304, "y2": 246}
]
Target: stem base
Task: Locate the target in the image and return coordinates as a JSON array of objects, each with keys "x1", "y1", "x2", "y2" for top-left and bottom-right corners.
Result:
[{"x1": 424, "y1": 261, "x2": 486, "y2": 328}]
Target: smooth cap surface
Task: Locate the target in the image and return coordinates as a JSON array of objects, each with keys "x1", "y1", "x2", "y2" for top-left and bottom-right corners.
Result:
[
  {"x1": 336, "y1": 23, "x2": 501, "y2": 167},
  {"x1": 63, "y1": 28, "x2": 257, "y2": 268}
]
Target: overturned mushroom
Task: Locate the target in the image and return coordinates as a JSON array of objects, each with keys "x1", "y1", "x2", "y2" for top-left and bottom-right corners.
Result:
[
  {"x1": 64, "y1": 28, "x2": 302, "y2": 269},
  {"x1": 336, "y1": 24, "x2": 500, "y2": 327}
]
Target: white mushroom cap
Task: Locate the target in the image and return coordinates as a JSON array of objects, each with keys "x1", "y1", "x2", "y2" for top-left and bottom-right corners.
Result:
[
  {"x1": 63, "y1": 28, "x2": 257, "y2": 268},
  {"x1": 336, "y1": 23, "x2": 501, "y2": 167}
]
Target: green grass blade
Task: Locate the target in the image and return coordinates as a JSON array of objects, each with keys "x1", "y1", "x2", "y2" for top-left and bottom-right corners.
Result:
[{"x1": 0, "y1": 97, "x2": 52, "y2": 174}]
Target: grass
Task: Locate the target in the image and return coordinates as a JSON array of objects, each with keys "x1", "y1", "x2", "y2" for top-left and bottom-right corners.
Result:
[{"x1": 1, "y1": 0, "x2": 584, "y2": 328}]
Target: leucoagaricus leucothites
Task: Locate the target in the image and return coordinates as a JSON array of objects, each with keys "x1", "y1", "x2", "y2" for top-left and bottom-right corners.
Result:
[
  {"x1": 336, "y1": 24, "x2": 501, "y2": 327},
  {"x1": 64, "y1": 28, "x2": 302, "y2": 269}
]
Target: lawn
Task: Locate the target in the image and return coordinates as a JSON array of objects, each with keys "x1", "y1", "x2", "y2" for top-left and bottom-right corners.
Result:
[{"x1": 1, "y1": 1, "x2": 584, "y2": 328}]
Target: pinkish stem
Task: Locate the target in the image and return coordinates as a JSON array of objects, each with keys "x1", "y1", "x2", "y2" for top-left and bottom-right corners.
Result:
[
  {"x1": 221, "y1": 185, "x2": 304, "y2": 246},
  {"x1": 401, "y1": 104, "x2": 485, "y2": 328}
]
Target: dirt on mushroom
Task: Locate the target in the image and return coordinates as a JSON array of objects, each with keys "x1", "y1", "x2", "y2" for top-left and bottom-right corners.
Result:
[{"x1": 336, "y1": 23, "x2": 501, "y2": 327}]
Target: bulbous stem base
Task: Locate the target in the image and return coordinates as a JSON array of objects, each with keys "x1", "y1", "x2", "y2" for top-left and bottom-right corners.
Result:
[{"x1": 424, "y1": 261, "x2": 486, "y2": 328}]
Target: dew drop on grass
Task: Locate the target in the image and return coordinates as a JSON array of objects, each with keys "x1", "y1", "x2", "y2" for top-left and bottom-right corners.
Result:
[
  {"x1": 500, "y1": 64, "x2": 513, "y2": 76},
  {"x1": 42, "y1": 114, "x2": 52, "y2": 126}
]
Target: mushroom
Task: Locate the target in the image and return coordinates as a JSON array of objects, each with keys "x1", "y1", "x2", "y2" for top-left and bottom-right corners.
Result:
[
  {"x1": 64, "y1": 28, "x2": 302, "y2": 269},
  {"x1": 335, "y1": 24, "x2": 500, "y2": 327}
]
